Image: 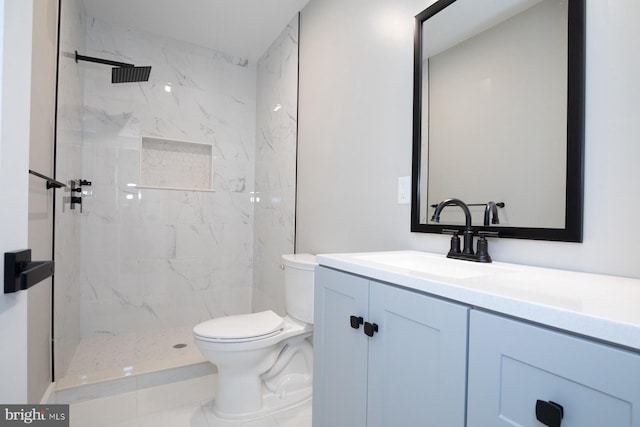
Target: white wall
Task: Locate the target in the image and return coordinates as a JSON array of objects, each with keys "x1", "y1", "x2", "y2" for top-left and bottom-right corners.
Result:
[
  {"x1": 0, "y1": 0, "x2": 33, "y2": 404},
  {"x1": 297, "y1": 0, "x2": 640, "y2": 279},
  {"x1": 298, "y1": 0, "x2": 427, "y2": 254}
]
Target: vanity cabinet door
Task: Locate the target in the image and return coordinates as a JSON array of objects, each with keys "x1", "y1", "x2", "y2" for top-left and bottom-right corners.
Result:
[
  {"x1": 367, "y1": 281, "x2": 468, "y2": 427},
  {"x1": 312, "y1": 267, "x2": 370, "y2": 427},
  {"x1": 467, "y1": 310, "x2": 640, "y2": 427},
  {"x1": 313, "y1": 267, "x2": 469, "y2": 427}
]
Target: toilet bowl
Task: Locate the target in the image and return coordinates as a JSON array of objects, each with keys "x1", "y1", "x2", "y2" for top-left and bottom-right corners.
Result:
[{"x1": 193, "y1": 254, "x2": 317, "y2": 420}]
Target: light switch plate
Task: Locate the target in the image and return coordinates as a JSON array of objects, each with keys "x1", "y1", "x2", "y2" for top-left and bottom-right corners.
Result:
[{"x1": 397, "y1": 176, "x2": 411, "y2": 204}]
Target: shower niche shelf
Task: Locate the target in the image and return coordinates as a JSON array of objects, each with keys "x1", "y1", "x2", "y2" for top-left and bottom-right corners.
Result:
[{"x1": 139, "y1": 136, "x2": 214, "y2": 191}]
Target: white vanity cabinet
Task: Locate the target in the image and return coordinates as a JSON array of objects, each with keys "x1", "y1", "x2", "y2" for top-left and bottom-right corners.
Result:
[
  {"x1": 314, "y1": 250, "x2": 640, "y2": 427},
  {"x1": 467, "y1": 310, "x2": 640, "y2": 427},
  {"x1": 312, "y1": 266, "x2": 469, "y2": 427}
]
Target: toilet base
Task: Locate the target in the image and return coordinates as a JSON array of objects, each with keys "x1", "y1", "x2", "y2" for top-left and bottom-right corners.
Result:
[
  {"x1": 194, "y1": 316, "x2": 314, "y2": 422},
  {"x1": 209, "y1": 382, "x2": 312, "y2": 421}
]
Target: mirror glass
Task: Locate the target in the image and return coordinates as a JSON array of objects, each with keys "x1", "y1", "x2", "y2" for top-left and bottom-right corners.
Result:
[{"x1": 411, "y1": 0, "x2": 584, "y2": 241}]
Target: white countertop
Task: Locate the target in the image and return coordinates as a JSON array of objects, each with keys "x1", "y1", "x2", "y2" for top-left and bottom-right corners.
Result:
[{"x1": 316, "y1": 250, "x2": 640, "y2": 351}]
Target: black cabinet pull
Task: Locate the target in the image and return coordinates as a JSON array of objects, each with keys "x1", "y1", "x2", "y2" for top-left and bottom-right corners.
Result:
[
  {"x1": 536, "y1": 400, "x2": 564, "y2": 427},
  {"x1": 364, "y1": 322, "x2": 379, "y2": 337},
  {"x1": 350, "y1": 315, "x2": 364, "y2": 329}
]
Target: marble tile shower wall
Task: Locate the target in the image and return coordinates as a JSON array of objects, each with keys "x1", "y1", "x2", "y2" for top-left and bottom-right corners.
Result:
[
  {"x1": 54, "y1": 0, "x2": 85, "y2": 377},
  {"x1": 78, "y1": 18, "x2": 256, "y2": 337},
  {"x1": 252, "y1": 16, "x2": 299, "y2": 315}
]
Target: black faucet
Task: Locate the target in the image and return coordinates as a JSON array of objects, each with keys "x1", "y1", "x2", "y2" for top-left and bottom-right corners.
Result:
[
  {"x1": 431, "y1": 198, "x2": 498, "y2": 263},
  {"x1": 483, "y1": 201, "x2": 500, "y2": 226},
  {"x1": 431, "y1": 198, "x2": 474, "y2": 256}
]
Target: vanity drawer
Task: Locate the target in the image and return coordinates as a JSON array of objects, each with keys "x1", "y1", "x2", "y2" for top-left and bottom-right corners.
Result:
[{"x1": 467, "y1": 310, "x2": 640, "y2": 427}]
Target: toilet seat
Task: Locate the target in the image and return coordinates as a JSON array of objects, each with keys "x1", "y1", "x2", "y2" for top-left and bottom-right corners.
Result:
[
  {"x1": 194, "y1": 310, "x2": 284, "y2": 343},
  {"x1": 194, "y1": 315, "x2": 312, "y2": 352}
]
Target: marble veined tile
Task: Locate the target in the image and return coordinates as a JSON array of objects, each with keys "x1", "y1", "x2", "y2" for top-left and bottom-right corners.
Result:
[{"x1": 76, "y1": 15, "x2": 256, "y2": 339}]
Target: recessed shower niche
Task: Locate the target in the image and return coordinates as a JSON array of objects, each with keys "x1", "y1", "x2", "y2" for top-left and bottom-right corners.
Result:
[{"x1": 139, "y1": 136, "x2": 214, "y2": 191}]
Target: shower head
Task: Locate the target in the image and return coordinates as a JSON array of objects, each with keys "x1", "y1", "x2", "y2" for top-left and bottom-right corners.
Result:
[
  {"x1": 112, "y1": 66, "x2": 152, "y2": 83},
  {"x1": 75, "y1": 51, "x2": 152, "y2": 84}
]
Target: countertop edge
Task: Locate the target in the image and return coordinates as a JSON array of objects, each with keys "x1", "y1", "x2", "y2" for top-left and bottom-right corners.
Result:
[{"x1": 316, "y1": 251, "x2": 640, "y2": 352}]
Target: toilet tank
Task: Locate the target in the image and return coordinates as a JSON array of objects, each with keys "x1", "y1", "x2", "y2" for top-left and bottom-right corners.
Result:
[{"x1": 282, "y1": 254, "x2": 317, "y2": 324}]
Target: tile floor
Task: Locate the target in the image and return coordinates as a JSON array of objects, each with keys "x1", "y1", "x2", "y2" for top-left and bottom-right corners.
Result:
[{"x1": 68, "y1": 374, "x2": 312, "y2": 427}]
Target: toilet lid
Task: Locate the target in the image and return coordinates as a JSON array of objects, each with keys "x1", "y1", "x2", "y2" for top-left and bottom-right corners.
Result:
[{"x1": 193, "y1": 310, "x2": 284, "y2": 340}]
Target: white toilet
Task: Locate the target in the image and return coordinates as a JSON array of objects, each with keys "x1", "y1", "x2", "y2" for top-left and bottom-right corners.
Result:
[{"x1": 193, "y1": 254, "x2": 317, "y2": 420}]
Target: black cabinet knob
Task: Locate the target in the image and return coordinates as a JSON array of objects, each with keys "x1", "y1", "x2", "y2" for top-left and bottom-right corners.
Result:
[
  {"x1": 350, "y1": 315, "x2": 364, "y2": 329},
  {"x1": 536, "y1": 400, "x2": 564, "y2": 427},
  {"x1": 364, "y1": 322, "x2": 379, "y2": 337}
]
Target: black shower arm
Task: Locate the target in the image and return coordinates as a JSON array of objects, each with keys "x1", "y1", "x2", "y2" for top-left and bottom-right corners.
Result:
[{"x1": 75, "y1": 51, "x2": 134, "y2": 68}]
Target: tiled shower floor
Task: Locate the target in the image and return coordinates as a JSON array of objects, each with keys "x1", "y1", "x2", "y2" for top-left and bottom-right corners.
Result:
[{"x1": 57, "y1": 326, "x2": 207, "y2": 391}]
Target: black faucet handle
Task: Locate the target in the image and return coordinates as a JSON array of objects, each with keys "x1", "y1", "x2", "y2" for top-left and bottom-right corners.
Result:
[
  {"x1": 475, "y1": 231, "x2": 498, "y2": 263},
  {"x1": 475, "y1": 232, "x2": 496, "y2": 263},
  {"x1": 442, "y1": 229, "x2": 462, "y2": 255}
]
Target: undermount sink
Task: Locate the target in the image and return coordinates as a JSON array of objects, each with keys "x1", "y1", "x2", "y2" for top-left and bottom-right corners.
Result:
[{"x1": 353, "y1": 251, "x2": 516, "y2": 279}]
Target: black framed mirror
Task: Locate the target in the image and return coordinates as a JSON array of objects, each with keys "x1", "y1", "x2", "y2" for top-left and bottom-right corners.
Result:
[{"x1": 411, "y1": 0, "x2": 585, "y2": 242}]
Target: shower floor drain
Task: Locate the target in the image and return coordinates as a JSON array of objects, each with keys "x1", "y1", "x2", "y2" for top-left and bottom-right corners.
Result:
[{"x1": 173, "y1": 343, "x2": 188, "y2": 349}]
